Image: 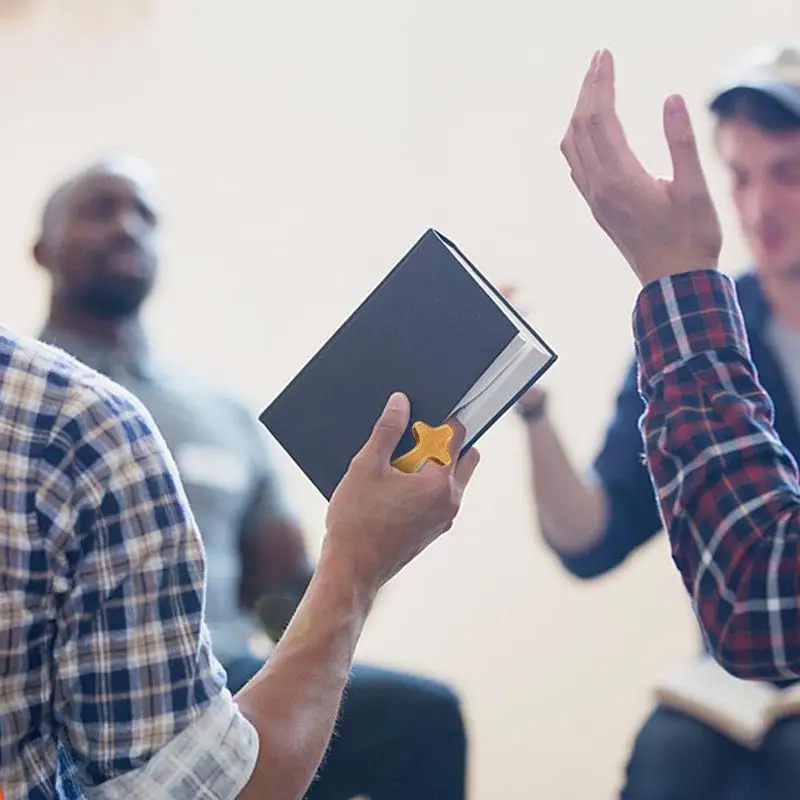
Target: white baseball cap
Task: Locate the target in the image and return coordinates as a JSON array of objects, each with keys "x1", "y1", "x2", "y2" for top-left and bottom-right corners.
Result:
[{"x1": 710, "y1": 39, "x2": 800, "y2": 117}]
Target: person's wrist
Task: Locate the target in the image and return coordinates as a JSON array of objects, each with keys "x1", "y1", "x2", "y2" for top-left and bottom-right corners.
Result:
[
  {"x1": 517, "y1": 394, "x2": 547, "y2": 423},
  {"x1": 634, "y1": 258, "x2": 720, "y2": 287},
  {"x1": 317, "y1": 534, "x2": 380, "y2": 611}
]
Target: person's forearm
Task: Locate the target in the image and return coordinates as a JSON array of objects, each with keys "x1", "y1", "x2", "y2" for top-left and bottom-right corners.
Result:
[
  {"x1": 635, "y1": 271, "x2": 800, "y2": 681},
  {"x1": 525, "y1": 417, "x2": 608, "y2": 554},
  {"x1": 235, "y1": 544, "x2": 374, "y2": 800}
]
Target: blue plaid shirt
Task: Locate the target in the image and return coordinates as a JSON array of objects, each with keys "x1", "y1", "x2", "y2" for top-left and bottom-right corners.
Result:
[{"x1": 0, "y1": 328, "x2": 258, "y2": 798}]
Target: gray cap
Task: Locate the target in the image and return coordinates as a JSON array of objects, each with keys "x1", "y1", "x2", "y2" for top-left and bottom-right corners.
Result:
[{"x1": 710, "y1": 40, "x2": 800, "y2": 117}]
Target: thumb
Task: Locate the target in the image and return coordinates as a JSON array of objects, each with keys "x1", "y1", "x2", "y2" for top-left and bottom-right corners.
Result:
[
  {"x1": 663, "y1": 94, "x2": 710, "y2": 200},
  {"x1": 497, "y1": 283, "x2": 517, "y2": 301},
  {"x1": 361, "y1": 392, "x2": 410, "y2": 464}
]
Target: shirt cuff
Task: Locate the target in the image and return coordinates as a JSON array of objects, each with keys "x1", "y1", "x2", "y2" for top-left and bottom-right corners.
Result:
[
  {"x1": 87, "y1": 688, "x2": 259, "y2": 800},
  {"x1": 633, "y1": 270, "x2": 752, "y2": 391}
]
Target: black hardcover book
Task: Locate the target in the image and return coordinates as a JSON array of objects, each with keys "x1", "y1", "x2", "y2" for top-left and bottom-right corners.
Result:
[{"x1": 259, "y1": 229, "x2": 556, "y2": 499}]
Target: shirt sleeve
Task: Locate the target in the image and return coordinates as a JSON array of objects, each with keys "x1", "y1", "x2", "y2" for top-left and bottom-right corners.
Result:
[
  {"x1": 87, "y1": 689, "x2": 258, "y2": 800},
  {"x1": 634, "y1": 269, "x2": 800, "y2": 681},
  {"x1": 553, "y1": 359, "x2": 665, "y2": 579},
  {"x1": 42, "y1": 382, "x2": 258, "y2": 794}
]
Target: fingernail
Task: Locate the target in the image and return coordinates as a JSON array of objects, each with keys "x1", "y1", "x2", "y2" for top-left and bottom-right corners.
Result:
[
  {"x1": 386, "y1": 392, "x2": 405, "y2": 411},
  {"x1": 666, "y1": 94, "x2": 685, "y2": 117}
]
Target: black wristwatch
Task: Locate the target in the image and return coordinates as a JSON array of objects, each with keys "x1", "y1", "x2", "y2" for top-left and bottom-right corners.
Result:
[{"x1": 516, "y1": 396, "x2": 547, "y2": 422}]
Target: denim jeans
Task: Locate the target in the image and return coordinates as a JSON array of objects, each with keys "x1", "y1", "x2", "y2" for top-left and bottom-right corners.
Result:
[{"x1": 621, "y1": 705, "x2": 800, "y2": 800}]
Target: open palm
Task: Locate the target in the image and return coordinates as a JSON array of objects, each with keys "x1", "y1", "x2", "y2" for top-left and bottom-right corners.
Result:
[{"x1": 560, "y1": 49, "x2": 722, "y2": 285}]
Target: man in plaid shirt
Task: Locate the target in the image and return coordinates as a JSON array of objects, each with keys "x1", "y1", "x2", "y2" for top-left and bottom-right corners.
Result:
[
  {"x1": 0, "y1": 236, "x2": 480, "y2": 793},
  {"x1": 561, "y1": 48, "x2": 800, "y2": 685},
  {"x1": 33, "y1": 155, "x2": 471, "y2": 800}
]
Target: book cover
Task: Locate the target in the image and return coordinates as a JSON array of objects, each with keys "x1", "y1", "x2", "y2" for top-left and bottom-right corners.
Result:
[{"x1": 260, "y1": 229, "x2": 555, "y2": 499}]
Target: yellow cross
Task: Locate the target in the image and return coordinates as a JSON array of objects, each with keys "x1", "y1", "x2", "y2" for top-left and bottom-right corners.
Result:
[{"x1": 391, "y1": 421, "x2": 454, "y2": 473}]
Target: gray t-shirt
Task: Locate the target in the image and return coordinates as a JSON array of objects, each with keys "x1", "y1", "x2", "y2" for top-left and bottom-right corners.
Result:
[
  {"x1": 765, "y1": 317, "x2": 800, "y2": 432},
  {"x1": 39, "y1": 325, "x2": 294, "y2": 665}
]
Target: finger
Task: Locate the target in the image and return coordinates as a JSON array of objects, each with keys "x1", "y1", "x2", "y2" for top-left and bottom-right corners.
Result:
[
  {"x1": 561, "y1": 51, "x2": 600, "y2": 190},
  {"x1": 358, "y1": 392, "x2": 410, "y2": 466},
  {"x1": 584, "y1": 49, "x2": 633, "y2": 167},
  {"x1": 417, "y1": 417, "x2": 467, "y2": 476},
  {"x1": 497, "y1": 283, "x2": 517, "y2": 301},
  {"x1": 453, "y1": 446, "x2": 481, "y2": 490},
  {"x1": 569, "y1": 50, "x2": 603, "y2": 176},
  {"x1": 446, "y1": 418, "x2": 468, "y2": 465},
  {"x1": 497, "y1": 283, "x2": 529, "y2": 316},
  {"x1": 572, "y1": 50, "x2": 600, "y2": 124},
  {"x1": 663, "y1": 94, "x2": 711, "y2": 200},
  {"x1": 560, "y1": 132, "x2": 590, "y2": 198}
]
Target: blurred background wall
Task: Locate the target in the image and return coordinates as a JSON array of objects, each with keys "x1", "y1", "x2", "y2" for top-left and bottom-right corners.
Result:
[{"x1": 0, "y1": 1, "x2": 796, "y2": 796}]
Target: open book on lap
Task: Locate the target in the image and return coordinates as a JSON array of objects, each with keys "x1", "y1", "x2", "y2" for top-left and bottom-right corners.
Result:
[
  {"x1": 259, "y1": 228, "x2": 556, "y2": 499},
  {"x1": 654, "y1": 654, "x2": 800, "y2": 749}
]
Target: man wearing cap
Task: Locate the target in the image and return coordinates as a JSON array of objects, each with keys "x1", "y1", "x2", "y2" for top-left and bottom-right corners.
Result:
[{"x1": 516, "y1": 40, "x2": 800, "y2": 799}]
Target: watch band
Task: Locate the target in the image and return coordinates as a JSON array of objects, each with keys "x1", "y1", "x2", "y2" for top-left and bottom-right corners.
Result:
[{"x1": 517, "y1": 397, "x2": 546, "y2": 422}]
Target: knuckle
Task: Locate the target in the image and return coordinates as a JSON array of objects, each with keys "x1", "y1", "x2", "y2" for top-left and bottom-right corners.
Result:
[
  {"x1": 682, "y1": 196, "x2": 717, "y2": 236},
  {"x1": 587, "y1": 185, "x2": 606, "y2": 211},
  {"x1": 591, "y1": 187, "x2": 611, "y2": 210},
  {"x1": 348, "y1": 451, "x2": 369, "y2": 473},
  {"x1": 432, "y1": 485, "x2": 455, "y2": 515},
  {"x1": 586, "y1": 187, "x2": 621, "y2": 226},
  {"x1": 586, "y1": 110, "x2": 604, "y2": 131},
  {"x1": 443, "y1": 484, "x2": 461, "y2": 518},
  {"x1": 447, "y1": 497, "x2": 460, "y2": 519},
  {"x1": 427, "y1": 475, "x2": 463, "y2": 521},
  {"x1": 592, "y1": 176, "x2": 624, "y2": 205},
  {"x1": 685, "y1": 189, "x2": 710, "y2": 211}
]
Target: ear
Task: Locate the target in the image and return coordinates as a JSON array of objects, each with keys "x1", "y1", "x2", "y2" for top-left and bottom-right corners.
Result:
[{"x1": 32, "y1": 238, "x2": 48, "y2": 270}]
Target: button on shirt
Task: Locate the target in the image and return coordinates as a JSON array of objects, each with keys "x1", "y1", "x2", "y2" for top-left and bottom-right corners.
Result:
[{"x1": 0, "y1": 327, "x2": 258, "y2": 797}]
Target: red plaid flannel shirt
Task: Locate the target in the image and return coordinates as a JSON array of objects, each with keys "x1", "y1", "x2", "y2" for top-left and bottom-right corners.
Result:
[{"x1": 635, "y1": 269, "x2": 800, "y2": 680}]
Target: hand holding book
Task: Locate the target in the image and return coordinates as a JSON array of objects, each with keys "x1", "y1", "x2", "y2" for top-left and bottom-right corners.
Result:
[{"x1": 322, "y1": 392, "x2": 480, "y2": 591}]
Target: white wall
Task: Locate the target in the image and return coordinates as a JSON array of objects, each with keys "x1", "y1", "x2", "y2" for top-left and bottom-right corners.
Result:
[{"x1": 0, "y1": 1, "x2": 795, "y2": 796}]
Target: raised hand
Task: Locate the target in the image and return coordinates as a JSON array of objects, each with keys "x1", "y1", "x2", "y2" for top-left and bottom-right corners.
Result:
[{"x1": 560, "y1": 49, "x2": 722, "y2": 285}]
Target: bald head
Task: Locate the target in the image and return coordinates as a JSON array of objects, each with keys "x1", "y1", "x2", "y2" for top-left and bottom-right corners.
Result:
[
  {"x1": 35, "y1": 156, "x2": 161, "y2": 321},
  {"x1": 40, "y1": 155, "x2": 158, "y2": 239}
]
